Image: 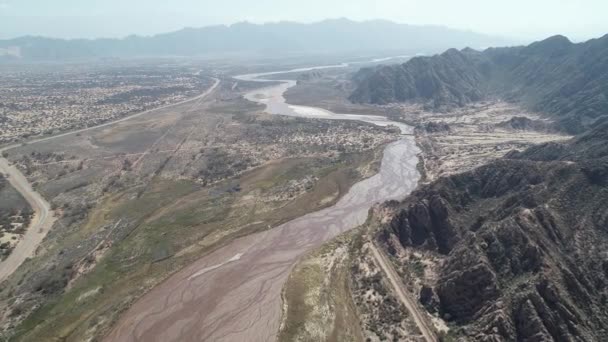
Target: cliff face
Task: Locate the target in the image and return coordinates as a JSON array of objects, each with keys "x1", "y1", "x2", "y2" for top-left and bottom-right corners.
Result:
[
  {"x1": 381, "y1": 123, "x2": 608, "y2": 341},
  {"x1": 351, "y1": 34, "x2": 608, "y2": 133},
  {"x1": 349, "y1": 48, "x2": 488, "y2": 107}
]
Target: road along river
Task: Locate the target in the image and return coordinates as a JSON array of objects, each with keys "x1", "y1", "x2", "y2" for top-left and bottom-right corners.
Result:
[{"x1": 107, "y1": 61, "x2": 421, "y2": 342}]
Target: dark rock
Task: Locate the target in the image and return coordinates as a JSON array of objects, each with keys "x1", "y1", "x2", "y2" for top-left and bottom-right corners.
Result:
[
  {"x1": 496, "y1": 116, "x2": 557, "y2": 132},
  {"x1": 417, "y1": 121, "x2": 451, "y2": 133},
  {"x1": 379, "y1": 122, "x2": 608, "y2": 341},
  {"x1": 351, "y1": 35, "x2": 608, "y2": 132},
  {"x1": 419, "y1": 285, "x2": 440, "y2": 313},
  {"x1": 437, "y1": 262, "x2": 499, "y2": 322}
]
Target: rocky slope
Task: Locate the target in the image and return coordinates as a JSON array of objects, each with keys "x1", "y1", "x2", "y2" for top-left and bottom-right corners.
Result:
[
  {"x1": 351, "y1": 34, "x2": 608, "y2": 133},
  {"x1": 378, "y1": 122, "x2": 608, "y2": 341},
  {"x1": 350, "y1": 48, "x2": 489, "y2": 107}
]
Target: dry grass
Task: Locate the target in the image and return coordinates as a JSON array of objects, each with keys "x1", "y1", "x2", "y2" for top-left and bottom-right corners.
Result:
[{"x1": 279, "y1": 232, "x2": 364, "y2": 342}]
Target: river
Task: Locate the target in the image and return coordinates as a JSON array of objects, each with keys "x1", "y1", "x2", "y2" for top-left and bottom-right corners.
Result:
[{"x1": 106, "y1": 60, "x2": 421, "y2": 342}]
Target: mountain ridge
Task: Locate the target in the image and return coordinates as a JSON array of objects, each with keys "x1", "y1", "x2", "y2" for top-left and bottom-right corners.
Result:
[
  {"x1": 379, "y1": 121, "x2": 608, "y2": 341},
  {"x1": 0, "y1": 19, "x2": 509, "y2": 61},
  {"x1": 350, "y1": 34, "x2": 608, "y2": 133}
]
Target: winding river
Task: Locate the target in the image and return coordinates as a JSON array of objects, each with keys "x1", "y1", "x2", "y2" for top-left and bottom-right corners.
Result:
[{"x1": 107, "y1": 60, "x2": 421, "y2": 342}]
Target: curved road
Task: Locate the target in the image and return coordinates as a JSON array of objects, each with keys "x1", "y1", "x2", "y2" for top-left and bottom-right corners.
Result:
[
  {"x1": 0, "y1": 77, "x2": 220, "y2": 283},
  {"x1": 106, "y1": 60, "x2": 421, "y2": 341}
]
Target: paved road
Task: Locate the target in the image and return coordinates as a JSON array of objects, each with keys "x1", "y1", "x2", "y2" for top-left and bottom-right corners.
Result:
[
  {"x1": 0, "y1": 158, "x2": 56, "y2": 282},
  {"x1": 0, "y1": 78, "x2": 220, "y2": 283},
  {"x1": 106, "y1": 60, "x2": 421, "y2": 342},
  {"x1": 0, "y1": 78, "x2": 220, "y2": 152},
  {"x1": 370, "y1": 243, "x2": 437, "y2": 342}
]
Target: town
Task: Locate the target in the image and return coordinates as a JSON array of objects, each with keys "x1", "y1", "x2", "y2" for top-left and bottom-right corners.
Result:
[{"x1": 0, "y1": 63, "x2": 212, "y2": 144}]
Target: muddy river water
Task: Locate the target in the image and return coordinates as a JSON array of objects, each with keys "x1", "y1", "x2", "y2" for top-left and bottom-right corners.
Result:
[{"x1": 107, "y1": 61, "x2": 421, "y2": 342}]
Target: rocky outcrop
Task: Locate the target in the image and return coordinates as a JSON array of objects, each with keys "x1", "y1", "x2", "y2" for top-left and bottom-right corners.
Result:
[
  {"x1": 350, "y1": 48, "x2": 487, "y2": 107},
  {"x1": 380, "y1": 122, "x2": 608, "y2": 341},
  {"x1": 351, "y1": 34, "x2": 608, "y2": 133},
  {"x1": 496, "y1": 116, "x2": 557, "y2": 132},
  {"x1": 416, "y1": 121, "x2": 451, "y2": 133},
  {"x1": 390, "y1": 195, "x2": 459, "y2": 254}
]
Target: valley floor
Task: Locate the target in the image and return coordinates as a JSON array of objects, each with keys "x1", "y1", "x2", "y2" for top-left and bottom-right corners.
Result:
[
  {"x1": 0, "y1": 70, "x2": 396, "y2": 341},
  {"x1": 0, "y1": 59, "x2": 576, "y2": 342},
  {"x1": 279, "y1": 73, "x2": 573, "y2": 342}
]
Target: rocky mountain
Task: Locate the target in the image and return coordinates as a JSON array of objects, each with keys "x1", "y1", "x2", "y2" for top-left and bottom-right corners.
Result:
[
  {"x1": 0, "y1": 19, "x2": 506, "y2": 61},
  {"x1": 350, "y1": 48, "x2": 490, "y2": 107},
  {"x1": 351, "y1": 34, "x2": 608, "y2": 133},
  {"x1": 495, "y1": 116, "x2": 558, "y2": 132},
  {"x1": 379, "y1": 122, "x2": 608, "y2": 341}
]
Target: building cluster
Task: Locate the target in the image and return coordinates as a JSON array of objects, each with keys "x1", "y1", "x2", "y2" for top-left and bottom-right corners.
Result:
[{"x1": 0, "y1": 66, "x2": 208, "y2": 144}]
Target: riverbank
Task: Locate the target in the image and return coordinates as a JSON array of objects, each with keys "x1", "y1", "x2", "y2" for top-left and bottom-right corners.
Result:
[{"x1": 105, "y1": 59, "x2": 421, "y2": 342}]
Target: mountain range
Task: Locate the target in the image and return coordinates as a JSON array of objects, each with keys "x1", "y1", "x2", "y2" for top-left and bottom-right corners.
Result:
[
  {"x1": 354, "y1": 32, "x2": 608, "y2": 341},
  {"x1": 379, "y1": 119, "x2": 608, "y2": 341},
  {"x1": 0, "y1": 19, "x2": 508, "y2": 61},
  {"x1": 350, "y1": 34, "x2": 608, "y2": 133}
]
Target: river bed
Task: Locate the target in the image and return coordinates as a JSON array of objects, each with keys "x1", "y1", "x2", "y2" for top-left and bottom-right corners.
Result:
[{"x1": 107, "y1": 60, "x2": 421, "y2": 342}]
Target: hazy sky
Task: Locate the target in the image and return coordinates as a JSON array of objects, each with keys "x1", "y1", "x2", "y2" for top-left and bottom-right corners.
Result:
[{"x1": 1, "y1": 0, "x2": 607, "y2": 41}]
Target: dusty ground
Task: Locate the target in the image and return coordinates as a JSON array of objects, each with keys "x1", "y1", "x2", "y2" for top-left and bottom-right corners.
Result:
[
  {"x1": 280, "y1": 219, "x2": 439, "y2": 342},
  {"x1": 397, "y1": 101, "x2": 571, "y2": 182},
  {"x1": 0, "y1": 68, "x2": 398, "y2": 341},
  {"x1": 0, "y1": 79, "x2": 220, "y2": 284},
  {"x1": 283, "y1": 68, "x2": 390, "y2": 116},
  {"x1": 0, "y1": 63, "x2": 214, "y2": 145},
  {"x1": 285, "y1": 73, "x2": 570, "y2": 182},
  {"x1": 278, "y1": 73, "x2": 573, "y2": 342},
  {"x1": 278, "y1": 232, "x2": 364, "y2": 342},
  {"x1": 103, "y1": 137, "x2": 419, "y2": 342}
]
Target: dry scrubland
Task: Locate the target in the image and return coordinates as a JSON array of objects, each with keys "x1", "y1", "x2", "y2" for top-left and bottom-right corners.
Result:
[
  {"x1": 0, "y1": 59, "x2": 576, "y2": 342},
  {"x1": 0, "y1": 177, "x2": 32, "y2": 260},
  {"x1": 279, "y1": 215, "x2": 441, "y2": 342},
  {"x1": 280, "y1": 69, "x2": 573, "y2": 342},
  {"x1": 285, "y1": 71, "x2": 571, "y2": 182},
  {"x1": 0, "y1": 70, "x2": 397, "y2": 341},
  {"x1": 0, "y1": 63, "x2": 213, "y2": 144},
  {"x1": 400, "y1": 102, "x2": 571, "y2": 182}
]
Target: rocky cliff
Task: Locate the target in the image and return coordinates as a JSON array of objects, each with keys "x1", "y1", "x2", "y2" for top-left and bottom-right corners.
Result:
[
  {"x1": 380, "y1": 122, "x2": 608, "y2": 341},
  {"x1": 351, "y1": 34, "x2": 608, "y2": 133}
]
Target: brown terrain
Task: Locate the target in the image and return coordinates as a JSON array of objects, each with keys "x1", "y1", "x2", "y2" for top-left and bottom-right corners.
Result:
[
  {"x1": 277, "y1": 60, "x2": 589, "y2": 342},
  {"x1": 0, "y1": 60, "x2": 404, "y2": 341},
  {"x1": 105, "y1": 61, "x2": 421, "y2": 342},
  {"x1": 3, "y1": 46, "x2": 597, "y2": 342},
  {"x1": 0, "y1": 79, "x2": 220, "y2": 284}
]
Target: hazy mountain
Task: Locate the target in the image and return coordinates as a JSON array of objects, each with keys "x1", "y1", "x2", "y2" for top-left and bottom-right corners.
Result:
[
  {"x1": 379, "y1": 120, "x2": 608, "y2": 341},
  {"x1": 0, "y1": 19, "x2": 507, "y2": 61},
  {"x1": 351, "y1": 34, "x2": 608, "y2": 133}
]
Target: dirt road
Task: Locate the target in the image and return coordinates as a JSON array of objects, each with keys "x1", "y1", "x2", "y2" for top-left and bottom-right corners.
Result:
[
  {"x1": 0, "y1": 78, "x2": 220, "y2": 283},
  {"x1": 370, "y1": 243, "x2": 437, "y2": 342}
]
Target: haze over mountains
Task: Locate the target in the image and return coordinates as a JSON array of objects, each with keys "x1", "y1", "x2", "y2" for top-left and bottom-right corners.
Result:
[
  {"x1": 0, "y1": 19, "x2": 508, "y2": 61},
  {"x1": 351, "y1": 34, "x2": 608, "y2": 133}
]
